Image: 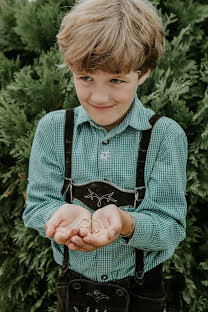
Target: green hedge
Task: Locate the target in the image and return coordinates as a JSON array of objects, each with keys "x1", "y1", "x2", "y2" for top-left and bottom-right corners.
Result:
[{"x1": 0, "y1": 0, "x2": 207, "y2": 311}]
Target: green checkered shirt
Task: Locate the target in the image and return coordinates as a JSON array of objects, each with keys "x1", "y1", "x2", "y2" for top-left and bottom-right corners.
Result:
[{"x1": 23, "y1": 96, "x2": 188, "y2": 282}]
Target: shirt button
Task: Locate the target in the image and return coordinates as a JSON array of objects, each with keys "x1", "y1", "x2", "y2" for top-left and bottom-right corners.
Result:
[
  {"x1": 101, "y1": 274, "x2": 108, "y2": 280},
  {"x1": 102, "y1": 140, "x2": 109, "y2": 145}
]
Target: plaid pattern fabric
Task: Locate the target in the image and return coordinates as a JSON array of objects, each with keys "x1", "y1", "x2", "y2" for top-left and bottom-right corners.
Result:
[{"x1": 23, "y1": 96, "x2": 188, "y2": 282}]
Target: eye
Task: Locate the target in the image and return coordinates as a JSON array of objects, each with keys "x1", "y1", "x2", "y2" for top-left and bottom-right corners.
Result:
[
  {"x1": 111, "y1": 79, "x2": 124, "y2": 84},
  {"x1": 80, "y1": 76, "x2": 92, "y2": 81}
]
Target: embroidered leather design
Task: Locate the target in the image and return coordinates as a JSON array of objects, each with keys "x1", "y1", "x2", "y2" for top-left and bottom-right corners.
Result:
[
  {"x1": 84, "y1": 189, "x2": 117, "y2": 208},
  {"x1": 70, "y1": 181, "x2": 139, "y2": 210},
  {"x1": 86, "y1": 289, "x2": 110, "y2": 302}
]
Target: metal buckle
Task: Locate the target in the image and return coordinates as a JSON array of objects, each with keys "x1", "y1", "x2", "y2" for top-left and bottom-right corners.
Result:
[
  {"x1": 63, "y1": 177, "x2": 72, "y2": 202},
  {"x1": 134, "y1": 186, "x2": 145, "y2": 208},
  {"x1": 135, "y1": 269, "x2": 144, "y2": 285}
]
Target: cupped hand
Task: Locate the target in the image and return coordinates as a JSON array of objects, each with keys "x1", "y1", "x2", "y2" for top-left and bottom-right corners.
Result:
[
  {"x1": 45, "y1": 204, "x2": 91, "y2": 245},
  {"x1": 71, "y1": 204, "x2": 123, "y2": 251}
]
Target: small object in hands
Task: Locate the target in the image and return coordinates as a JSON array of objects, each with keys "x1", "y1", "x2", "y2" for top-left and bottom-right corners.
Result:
[{"x1": 80, "y1": 219, "x2": 101, "y2": 234}]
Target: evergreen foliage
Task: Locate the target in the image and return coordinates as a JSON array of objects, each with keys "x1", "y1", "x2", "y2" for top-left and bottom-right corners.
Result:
[{"x1": 0, "y1": 0, "x2": 207, "y2": 311}]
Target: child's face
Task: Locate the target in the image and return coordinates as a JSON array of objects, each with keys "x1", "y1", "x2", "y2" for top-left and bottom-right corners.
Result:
[{"x1": 73, "y1": 70, "x2": 150, "y2": 131}]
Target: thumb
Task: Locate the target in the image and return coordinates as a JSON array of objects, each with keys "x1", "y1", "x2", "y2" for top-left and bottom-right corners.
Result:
[
  {"x1": 45, "y1": 222, "x2": 55, "y2": 238},
  {"x1": 45, "y1": 210, "x2": 62, "y2": 238}
]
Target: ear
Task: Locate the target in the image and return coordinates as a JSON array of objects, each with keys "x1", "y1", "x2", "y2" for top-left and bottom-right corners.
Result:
[{"x1": 138, "y1": 69, "x2": 151, "y2": 85}]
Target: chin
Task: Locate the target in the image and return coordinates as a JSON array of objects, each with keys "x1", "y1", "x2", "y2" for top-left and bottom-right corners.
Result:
[{"x1": 93, "y1": 117, "x2": 112, "y2": 126}]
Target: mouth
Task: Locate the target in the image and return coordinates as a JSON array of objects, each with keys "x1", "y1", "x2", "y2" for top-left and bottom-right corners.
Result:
[{"x1": 92, "y1": 104, "x2": 114, "y2": 111}]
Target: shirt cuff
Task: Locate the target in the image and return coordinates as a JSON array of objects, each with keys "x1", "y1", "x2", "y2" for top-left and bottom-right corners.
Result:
[
  {"x1": 127, "y1": 212, "x2": 154, "y2": 249},
  {"x1": 119, "y1": 212, "x2": 154, "y2": 248}
]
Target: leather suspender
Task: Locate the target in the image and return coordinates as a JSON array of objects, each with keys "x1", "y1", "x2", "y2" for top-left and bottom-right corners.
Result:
[
  {"x1": 62, "y1": 108, "x2": 162, "y2": 283},
  {"x1": 134, "y1": 113, "x2": 162, "y2": 283},
  {"x1": 62, "y1": 110, "x2": 74, "y2": 203},
  {"x1": 62, "y1": 109, "x2": 74, "y2": 272}
]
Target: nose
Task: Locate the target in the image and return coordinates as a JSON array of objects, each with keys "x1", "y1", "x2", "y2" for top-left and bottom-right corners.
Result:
[{"x1": 90, "y1": 85, "x2": 110, "y2": 106}]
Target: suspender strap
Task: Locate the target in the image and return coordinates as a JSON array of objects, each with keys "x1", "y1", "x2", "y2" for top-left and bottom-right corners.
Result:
[
  {"x1": 62, "y1": 109, "x2": 74, "y2": 201},
  {"x1": 136, "y1": 114, "x2": 162, "y2": 188},
  {"x1": 65, "y1": 109, "x2": 74, "y2": 180},
  {"x1": 62, "y1": 109, "x2": 74, "y2": 272},
  {"x1": 134, "y1": 113, "x2": 162, "y2": 285}
]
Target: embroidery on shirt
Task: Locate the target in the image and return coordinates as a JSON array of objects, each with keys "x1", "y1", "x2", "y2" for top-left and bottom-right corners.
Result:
[
  {"x1": 84, "y1": 189, "x2": 117, "y2": 207},
  {"x1": 100, "y1": 151, "x2": 110, "y2": 160},
  {"x1": 86, "y1": 289, "x2": 110, "y2": 302}
]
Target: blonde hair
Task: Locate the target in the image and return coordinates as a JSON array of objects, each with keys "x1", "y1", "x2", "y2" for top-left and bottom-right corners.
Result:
[{"x1": 57, "y1": 0, "x2": 165, "y2": 76}]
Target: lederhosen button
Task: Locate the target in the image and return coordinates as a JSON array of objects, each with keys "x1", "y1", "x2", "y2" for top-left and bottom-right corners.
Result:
[
  {"x1": 116, "y1": 289, "x2": 125, "y2": 297},
  {"x1": 72, "y1": 282, "x2": 81, "y2": 290},
  {"x1": 136, "y1": 270, "x2": 144, "y2": 280}
]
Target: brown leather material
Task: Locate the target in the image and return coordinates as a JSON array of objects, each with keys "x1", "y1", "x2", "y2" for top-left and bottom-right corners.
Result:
[
  {"x1": 56, "y1": 265, "x2": 165, "y2": 312},
  {"x1": 136, "y1": 114, "x2": 162, "y2": 188},
  {"x1": 68, "y1": 180, "x2": 144, "y2": 210}
]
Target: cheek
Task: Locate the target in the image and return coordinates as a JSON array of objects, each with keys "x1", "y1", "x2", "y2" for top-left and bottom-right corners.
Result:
[
  {"x1": 117, "y1": 87, "x2": 137, "y2": 104},
  {"x1": 74, "y1": 84, "x2": 88, "y2": 101}
]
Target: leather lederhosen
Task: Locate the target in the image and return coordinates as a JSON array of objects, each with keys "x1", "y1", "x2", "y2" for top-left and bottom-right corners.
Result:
[{"x1": 56, "y1": 109, "x2": 166, "y2": 312}]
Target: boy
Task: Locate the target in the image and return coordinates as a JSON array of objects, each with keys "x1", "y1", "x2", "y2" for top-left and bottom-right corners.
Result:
[{"x1": 23, "y1": 0, "x2": 188, "y2": 311}]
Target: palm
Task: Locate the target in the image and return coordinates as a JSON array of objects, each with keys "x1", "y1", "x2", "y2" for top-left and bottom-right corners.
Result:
[
  {"x1": 93, "y1": 209, "x2": 112, "y2": 233},
  {"x1": 83, "y1": 205, "x2": 122, "y2": 248},
  {"x1": 57, "y1": 211, "x2": 90, "y2": 237},
  {"x1": 46, "y1": 204, "x2": 91, "y2": 244}
]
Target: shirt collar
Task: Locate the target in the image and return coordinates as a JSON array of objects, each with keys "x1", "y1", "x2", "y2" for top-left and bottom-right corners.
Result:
[
  {"x1": 127, "y1": 95, "x2": 152, "y2": 131},
  {"x1": 76, "y1": 95, "x2": 152, "y2": 131},
  {"x1": 76, "y1": 105, "x2": 91, "y2": 126}
]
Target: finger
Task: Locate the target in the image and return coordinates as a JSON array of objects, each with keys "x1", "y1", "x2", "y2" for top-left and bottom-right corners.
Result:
[
  {"x1": 54, "y1": 230, "x2": 70, "y2": 245},
  {"x1": 45, "y1": 222, "x2": 56, "y2": 238},
  {"x1": 64, "y1": 237, "x2": 72, "y2": 246},
  {"x1": 64, "y1": 228, "x2": 81, "y2": 246},
  {"x1": 54, "y1": 226, "x2": 80, "y2": 244},
  {"x1": 63, "y1": 227, "x2": 80, "y2": 244},
  {"x1": 68, "y1": 242, "x2": 94, "y2": 253},
  {"x1": 70, "y1": 227, "x2": 80, "y2": 236},
  {"x1": 45, "y1": 210, "x2": 63, "y2": 238},
  {"x1": 68, "y1": 242, "x2": 79, "y2": 250},
  {"x1": 83, "y1": 232, "x2": 111, "y2": 247},
  {"x1": 79, "y1": 227, "x2": 90, "y2": 237},
  {"x1": 70, "y1": 235, "x2": 95, "y2": 251},
  {"x1": 65, "y1": 227, "x2": 93, "y2": 249}
]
